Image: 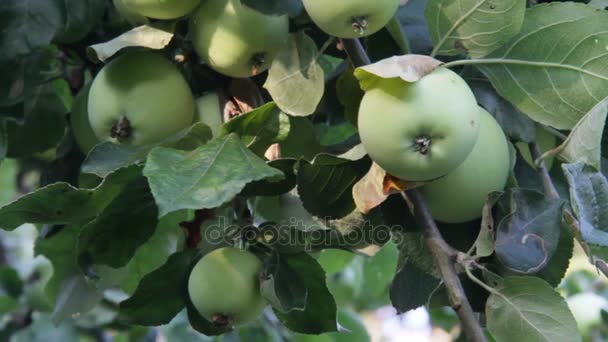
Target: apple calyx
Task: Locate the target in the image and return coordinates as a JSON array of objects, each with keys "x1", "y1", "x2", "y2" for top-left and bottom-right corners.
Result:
[
  {"x1": 351, "y1": 16, "x2": 369, "y2": 36},
  {"x1": 110, "y1": 116, "x2": 132, "y2": 141},
  {"x1": 250, "y1": 52, "x2": 267, "y2": 76},
  {"x1": 212, "y1": 313, "x2": 232, "y2": 328},
  {"x1": 413, "y1": 136, "x2": 432, "y2": 155}
]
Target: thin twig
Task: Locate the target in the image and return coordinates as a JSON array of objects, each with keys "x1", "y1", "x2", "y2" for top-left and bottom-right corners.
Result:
[
  {"x1": 530, "y1": 143, "x2": 608, "y2": 279},
  {"x1": 407, "y1": 190, "x2": 488, "y2": 342},
  {"x1": 530, "y1": 143, "x2": 560, "y2": 199},
  {"x1": 341, "y1": 36, "x2": 487, "y2": 342}
]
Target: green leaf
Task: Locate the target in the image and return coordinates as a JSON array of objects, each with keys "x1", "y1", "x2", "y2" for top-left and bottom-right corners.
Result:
[
  {"x1": 51, "y1": 273, "x2": 103, "y2": 325},
  {"x1": 551, "y1": 96, "x2": 608, "y2": 171},
  {"x1": 426, "y1": 0, "x2": 525, "y2": 58},
  {"x1": 220, "y1": 102, "x2": 290, "y2": 156},
  {"x1": 317, "y1": 249, "x2": 356, "y2": 276},
  {"x1": 0, "y1": 0, "x2": 63, "y2": 62},
  {"x1": 394, "y1": 231, "x2": 439, "y2": 278},
  {"x1": 395, "y1": 0, "x2": 434, "y2": 55},
  {"x1": 241, "y1": 158, "x2": 297, "y2": 197},
  {"x1": 314, "y1": 122, "x2": 357, "y2": 147},
  {"x1": 0, "y1": 45, "x2": 61, "y2": 107},
  {"x1": 119, "y1": 250, "x2": 195, "y2": 326},
  {"x1": 0, "y1": 266, "x2": 23, "y2": 298},
  {"x1": 264, "y1": 32, "x2": 325, "y2": 116},
  {"x1": 563, "y1": 162, "x2": 608, "y2": 246},
  {"x1": 78, "y1": 177, "x2": 158, "y2": 267},
  {"x1": 274, "y1": 253, "x2": 337, "y2": 334},
  {"x1": 495, "y1": 189, "x2": 564, "y2": 274},
  {"x1": 0, "y1": 166, "x2": 140, "y2": 230},
  {"x1": 83, "y1": 122, "x2": 213, "y2": 178},
  {"x1": 297, "y1": 154, "x2": 370, "y2": 219},
  {"x1": 279, "y1": 117, "x2": 323, "y2": 161},
  {"x1": 390, "y1": 262, "x2": 441, "y2": 313},
  {"x1": 476, "y1": 2, "x2": 608, "y2": 129},
  {"x1": 260, "y1": 251, "x2": 307, "y2": 313},
  {"x1": 35, "y1": 225, "x2": 82, "y2": 305},
  {"x1": 336, "y1": 66, "x2": 364, "y2": 126},
  {"x1": 120, "y1": 211, "x2": 186, "y2": 294},
  {"x1": 6, "y1": 83, "x2": 67, "y2": 158},
  {"x1": 144, "y1": 134, "x2": 283, "y2": 217},
  {"x1": 535, "y1": 223, "x2": 574, "y2": 287},
  {"x1": 54, "y1": 0, "x2": 106, "y2": 43},
  {"x1": 469, "y1": 79, "x2": 535, "y2": 142},
  {"x1": 0, "y1": 159, "x2": 17, "y2": 207},
  {"x1": 486, "y1": 276, "x2": 581, "y2": 342}
]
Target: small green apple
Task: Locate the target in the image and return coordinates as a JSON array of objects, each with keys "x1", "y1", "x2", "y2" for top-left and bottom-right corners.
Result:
[
  {"x1": 113, "y1": 0, "x2": 149, "y2": 26},
  {"x1": 516, "y1": 125, "x2": 557, "y2": 170},
  {"x1": 188, "y1": 247, "x2": 267, "y2": 327},
  {"x1": 122, "y1": 0, "x2": 201, "y2": 19},
  {"x1": 358, "y1": 67, "x2": 480, "y2": 181},
  {"x1": 88, "y1": 51, "x2": 194, "y2": 146},
  {"x1": 303, "y1": 0, "x2": 400, "y2": 38},
  {"x1": 194, "y1": 92, "x2": 223, "y2": 137},
  {"x1": 567, "y1": 292, "x2": 608, "y2": 335},
  {"x1": 190, "y1": 0, "x2": 289, "y2": 78},
  {"x1": 421, "y1": 107, "x2": 510, "y2": 223},
  {"x1": 70, "y1": 84, "x2": 99, "y2": 154}
]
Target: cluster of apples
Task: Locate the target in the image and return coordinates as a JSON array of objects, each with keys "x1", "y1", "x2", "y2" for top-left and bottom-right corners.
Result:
[
  {"x1": 71, "y1": 0, "x2": 512, "y2": 328},
  {"x1": 359, "y1": 68, "x2": 511, "y2": 224}
]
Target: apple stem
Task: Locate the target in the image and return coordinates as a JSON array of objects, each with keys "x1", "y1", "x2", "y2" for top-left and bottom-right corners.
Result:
[
  {"x1": 110, "y1": 116, "x2": 132, "y2": 142},
  {"x1": 250, "y1": 53, "x2": 266, "y2": 76},
  {"x1": 351, "y1": 17, "x2": 369, "y2": 36},
  {"x1": 414, "y1": 136, "x2": 431, "y2": 155}
]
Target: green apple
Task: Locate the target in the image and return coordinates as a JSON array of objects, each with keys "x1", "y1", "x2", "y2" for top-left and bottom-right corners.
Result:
[
  {"x1": 567, "y1": 292, "x2": 608, "y2": 335},
  {"x1": 70, "y1": 84, "x2": 99, "y2": 154},
  {"x1": 358, "y1": 67, "x2": 480, "y2": 181},
  {"x1": 122, "y1": 0, "x2": 201, "y2": 19},
  {"x1": 516, "y1": 125, "x2": 557, "y2": 170},
  {"x1": 188, "y1": 247, "x2": 267, "y2": 327},
  {"x1": 194, "y1": 92, "x2": 223, "y2": 137},
  {"x1": 421, "y1": 107, "x2": 510, "y2": 223},
  {"x1": 303, "y1": 0, "x2": 400, "y2": 38},
  {"x1": 190, "y1": 0, "x2": 289, "y2": 78},
  {"x1": 113, "y1": 0, "x2": 149, "y2": 26},
  {"x1": 88, "y1": 51, "x2": 194, "y2": 146}
]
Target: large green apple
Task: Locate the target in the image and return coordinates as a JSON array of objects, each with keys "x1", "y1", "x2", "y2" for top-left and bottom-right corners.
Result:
[
  {"x1": 421, "y1": 107, "x2": 510, "y2": 223},
  {"x1": 190, "y1": 0, "x2": 289, "y2": 78},
  {"x1": 122, "y1": 0, "x2": 201, "y2": 19},
  {"x1": 88, "y1": 51, "x2": 194, "y2": 146},
  {"x1": 516, "y1": 124, "x2": 557, "y2": 170},
  {"x1": 70, "y1": 84, "x2": 99, "y2": 154},
  {"x1": 358, "y1": 67, "x2": 480, "y2": 181},
  {"x1": 194, "y1": 92, "x2": 223, "y2": 137},
  {"x1": 113, "y1": 0, "x2": 149, "y2": 26},
  {"x1": 188, "y1": 247, "x2": 267, "y2": 327},
  {"x1": 303, "y1": 0, "x2": 399, "y2": 38}
]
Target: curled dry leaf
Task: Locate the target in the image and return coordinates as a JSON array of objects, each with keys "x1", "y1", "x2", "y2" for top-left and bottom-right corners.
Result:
[
  {"x1": 229, "y1": 78, "x2": 265, "y2": 114},
  {"x1": 354, "y1": 54, "x2": 443, "y2": 91},
  {"x1": 353, "y1": 162, "x2": 424, "y2": 214}
]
